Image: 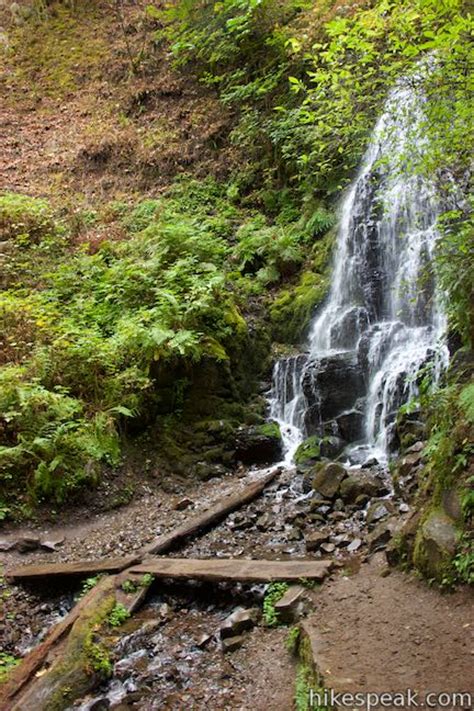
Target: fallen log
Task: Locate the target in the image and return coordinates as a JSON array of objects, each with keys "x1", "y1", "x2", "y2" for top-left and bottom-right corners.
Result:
[
  {"x1": 129, "y1": 557, "x2": 333, "y2": 583},
  {"x1": 141, "y1": 467, "x2": 280, "y2": 555},
  {"x1": 0, "y1": 576, "x2": 116, "y2": 711},
  {"x1": 6, "y1": 554, "x2": 141, "y2": 583}
]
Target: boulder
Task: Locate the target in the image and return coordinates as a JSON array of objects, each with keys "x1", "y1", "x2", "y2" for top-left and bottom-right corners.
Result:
[
  {"x1": 233, "y1": 423, "x2": 283, "y2": 465},
  {"x1": 339, "y1": 470, "x2": 388, "y2": 504},
  {"x1": 302, "y1": 353, "x2": 365, "y2": 433},
  {"x1": 441, "y1": 489, "x2": 463, "y2": 523},
  {"x1": 336, "y1": 408, "x2": 365, "y2": 442},
  {"x1": 385, "y1": 511, "x2": 421, "y2": 567},
  {"x1": 312, "y1": 462, "x2": 348, "y2": 499},
  {"x1": 414, "y1": 510, "x2": 459, "y2": 579}
]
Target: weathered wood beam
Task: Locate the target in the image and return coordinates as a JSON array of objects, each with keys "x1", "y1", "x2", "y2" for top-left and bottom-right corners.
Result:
[
  {"x1": 129, "y1": 557, "x2": 333, "y2": 583},
  {"x1": 6, "y1": 555, "x2": 141, "y2": 583}
]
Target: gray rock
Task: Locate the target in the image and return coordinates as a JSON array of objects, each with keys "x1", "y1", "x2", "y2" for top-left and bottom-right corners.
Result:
[
  {"x1": 196, "y1": 632, "x2": 214, "y2": 649},
  {"x1": 367, "y1": 518, "x2": 400, "y2": 551},
  {"x1": 416, "y1": 511, "x2": 458, "y2": 577},
  {"x1": 366, "y1": 501, "x2": 391, "y2": 527},
  {"x1": 222, "y1": 635, "x2": 245, "y2": 653},
  {"x1": 320, "y1": 542, "x2": 336, "y2": 554},
  {"x1": 347, "y1": 537, "x2": 363, "y2": 552},
  {"x1": 219, "y1": 608, "x2": 258, "y2": 640},
  {"x1": 0, "y1": 538, "x2": 15, "y2": 551},
  {"x1": 14, "y1": 535, "x2": 41, "y2": 553},
  {"x1": 274, "y1": 585, "x2": 311, "y2": 623},
  {"x1": 441, "y1": 489, "x2": 463, "y2": 523},
  {"x1": 174, "y1": 497, "x2": 193, "y2": 511},
  {"x1": 312, "y1": 462, "x2": 347, "y2": 499},
  {"x1": 397, "y1": 451, "x2": 423, "y2": 477},
  {"x1": 40, "y1": 535, "x2": 65, "y2": 552},
  {"x1": 305, "y1": 530, "x2": 329, "y2": 552},
  {"x1": 340, "y1": 470, "x2": 388, "y2": 504},
  {"x1": 256, "y1": 512, "x2": 272, "y2": 531}
]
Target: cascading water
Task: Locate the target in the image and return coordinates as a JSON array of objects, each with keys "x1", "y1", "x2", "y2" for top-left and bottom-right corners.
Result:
[{"x1": 270, "y1": 77, "x2": 449, "y2": 465}]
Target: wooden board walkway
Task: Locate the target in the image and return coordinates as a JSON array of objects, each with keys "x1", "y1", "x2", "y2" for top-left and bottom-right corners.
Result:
[
  {"x1": 129, "y1": 557, "x2": 333, "y2": 583},
  {"x1": 6, "y1": 554, "x2": 141, "y2": 582}
]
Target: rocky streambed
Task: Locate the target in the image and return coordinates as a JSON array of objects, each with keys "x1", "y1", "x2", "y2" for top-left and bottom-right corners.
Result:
[{"x1": 1, "y1": 442, "x2": 432, "y2": 710}]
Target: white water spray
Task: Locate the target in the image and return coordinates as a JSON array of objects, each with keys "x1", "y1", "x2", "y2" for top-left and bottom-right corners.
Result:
[{"x1": 270, "y1": 78, "x2": 449, "y2": 463}]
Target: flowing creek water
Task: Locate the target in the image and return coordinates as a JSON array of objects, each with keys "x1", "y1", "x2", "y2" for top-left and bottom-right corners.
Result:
[{"x1": 59, "y1": 79, "x2": 450, "y2": 710}]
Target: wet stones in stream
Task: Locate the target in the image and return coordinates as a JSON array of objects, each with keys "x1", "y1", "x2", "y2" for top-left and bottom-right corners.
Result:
[{"x1": 71, "y1": 582, "x2": 288, "y2": 710}]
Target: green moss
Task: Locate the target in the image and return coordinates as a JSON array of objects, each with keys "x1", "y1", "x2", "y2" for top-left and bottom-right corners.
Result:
[
  {"x1": 294, "y1": 436, "x2": 322, "y2": 466},
  {"x1": 270, "y1": 232, "x2": 333, "y2": 344},
  {"x1": 257, "y1": 421, "x2": 281, "y2": 439},
  {"x1": 0, "y1": 652, "x2": 21, "y2": 684}
]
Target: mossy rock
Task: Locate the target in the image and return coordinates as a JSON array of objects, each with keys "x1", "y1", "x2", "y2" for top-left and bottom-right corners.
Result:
[
  {"x1": 413, "y1": 509, "x2": 459, "y2": 581},
  {"x1": 294, "y1": 436, "x2": 322, "y2": 467},
  {"x1": 233, "y1": 421, "x2": 283, "y2": 465}
]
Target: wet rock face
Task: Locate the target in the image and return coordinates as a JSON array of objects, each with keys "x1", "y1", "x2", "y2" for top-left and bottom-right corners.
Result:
[
  {"x1": 233, "y1": 424, "x2": 283, "y2": 465},
  {"x1": 302, "y1": 353, "x2": 365, "y2": 434}
]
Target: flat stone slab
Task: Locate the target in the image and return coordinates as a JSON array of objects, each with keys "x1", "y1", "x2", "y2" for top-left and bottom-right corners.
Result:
[
  {"x1": 6, "y1": 555, "x2": 141, "y2": 582},
  {"x1": 129, "y1": 557, "x2": 333, "y2": 583}
]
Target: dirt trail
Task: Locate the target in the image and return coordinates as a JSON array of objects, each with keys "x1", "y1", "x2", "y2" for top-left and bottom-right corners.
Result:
[{"x1": 305, "y1": 553, "x2": 473, "y2": 703}]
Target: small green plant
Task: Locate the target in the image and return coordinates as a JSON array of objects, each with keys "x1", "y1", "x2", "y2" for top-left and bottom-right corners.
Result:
[
  {"x1": 262, "y1": 582, "x2": 288, "y2": 626},
  {"x1": 107, "y1": 603, "x2": 131, "y2": 627},
  {"x1": 84, "y1": 640, "x2": 112, "y2": 676},
  {"x1": 285, "y1": 625, "x2": 300, "y2": 655},
  {"x1": 120, "y1": 579, "x2": 138, "y2": 594},
  {"x1": 294, "y1": 664, "x2": 311, "y2": 711},
  {"x1": 453, "y1": 536, "x2": 474, "y2": 585},
  {"x1": 78, "y1": 575, "x2": 101, "y2": 598},
  {"x1": 140, "y1": 573, "x2": 154, "y2": 587},
  {"x1": 0, "y1": 652, "x2": 20, "y2": 683}
]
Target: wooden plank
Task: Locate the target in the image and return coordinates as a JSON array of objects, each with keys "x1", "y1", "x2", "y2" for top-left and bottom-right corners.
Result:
[
  {"x1": 6, "y1": 555, "x2": 141, "y2": 582},
  {"x1": 0, "y1": 576, "x2": 115, "y2": 710},
  {"x1": 129, "y1": 557, "x2": 333, "y2": 583},
  {"x1": 141, "y1": 468, "x2": 280, "y2": 555}
]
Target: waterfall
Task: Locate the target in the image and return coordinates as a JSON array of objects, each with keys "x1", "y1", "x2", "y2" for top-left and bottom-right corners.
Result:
[{"x1": 270, "y1": 77, "x2": 449, "y2": 464}]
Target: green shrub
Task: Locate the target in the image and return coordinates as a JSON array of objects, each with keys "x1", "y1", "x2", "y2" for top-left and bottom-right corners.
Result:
[{"x1": 0, "y1": 193, "x2": 57, "y2": 244}]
